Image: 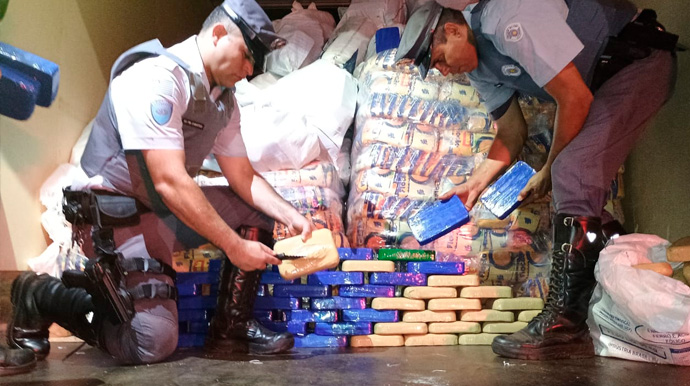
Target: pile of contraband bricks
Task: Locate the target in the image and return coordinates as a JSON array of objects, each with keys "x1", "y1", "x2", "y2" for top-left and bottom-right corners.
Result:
[{"x1": 176, "y1": 248, "x2": 544, "y2": 348}]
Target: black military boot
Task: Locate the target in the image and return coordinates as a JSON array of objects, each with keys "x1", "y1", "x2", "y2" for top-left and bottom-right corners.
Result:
[
  {"x1": 8, "y1": 272, "x2": 99, "y2": 360},
  {"x1": 0, "y1": 347, "x2": 36, "y2": 376},
  {"x1": 206, "y1": 227, "x2": 294, "y2": 355},
  {"x1": 492, "y1": 213, "x2": 606, "y2": 360}
]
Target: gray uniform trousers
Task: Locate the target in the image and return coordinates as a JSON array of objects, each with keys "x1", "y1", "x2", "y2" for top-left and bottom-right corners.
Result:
[
  {"x1": 551, "y1": 49, "x2": 677, "y2": 217},
  {"x1": 82, "y1": 186, "x2": 273, "y2": 364}
]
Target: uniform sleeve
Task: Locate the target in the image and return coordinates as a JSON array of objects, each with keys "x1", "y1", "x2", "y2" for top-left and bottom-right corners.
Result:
[
  {"x1": 110, "y1": 57, "x2": 189, "y2": 151},
  {"x1": 484, "y1": 0, "x2": 584, "y2": 87},
  {"x1": 212, "y1": 94, "x2": 248, "y2": 158}
]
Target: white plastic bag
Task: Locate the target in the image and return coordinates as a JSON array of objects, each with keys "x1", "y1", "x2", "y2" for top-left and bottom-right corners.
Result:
[{"x1": 588, "y1": 233, "x2": 690, "y2": 365}]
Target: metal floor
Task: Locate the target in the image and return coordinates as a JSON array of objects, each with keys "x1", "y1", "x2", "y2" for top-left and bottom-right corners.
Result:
[{"x1": 2, "y1": 342, "x2": 689, "y2": 386}]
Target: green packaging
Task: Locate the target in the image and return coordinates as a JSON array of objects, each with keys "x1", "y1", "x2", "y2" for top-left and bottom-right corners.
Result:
[{"x1": 377, "y1": 248, "x2": 435, "y2": 261}]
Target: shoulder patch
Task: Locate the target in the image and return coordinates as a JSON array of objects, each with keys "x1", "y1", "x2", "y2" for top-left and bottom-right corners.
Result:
[
  {"x1": 151, "y1": 98, "x2": 173, "y2": 125},
  {"x1": 501, "y1": 64, "x2": 522, "y2": 77},
  {"x1": 504, "y1": 23, "x2": 523, "y2": 42}
]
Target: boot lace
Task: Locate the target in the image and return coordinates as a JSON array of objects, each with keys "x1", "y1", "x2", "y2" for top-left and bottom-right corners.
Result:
[{"x1": 532, "y1": 249, "x2": 566, "y2": 326}]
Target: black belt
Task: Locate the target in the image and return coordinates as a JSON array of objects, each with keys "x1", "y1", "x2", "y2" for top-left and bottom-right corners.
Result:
[{"x1": 591, "y1": 9, "x2": 680, "y2": 91}]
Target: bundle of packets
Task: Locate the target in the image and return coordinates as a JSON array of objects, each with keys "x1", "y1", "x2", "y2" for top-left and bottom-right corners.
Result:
[
  {"x1": 346, "y1": 49, "x2": 554, "y2": 298},
  {"x1": 261, "y1": 161, "x2": 350, "y2": 248},
  {"x1": 176, "y1": 258, "x2": 222, "y2": 348},
  {"x1": 253, "y1": 246, "x2": 547, "y2": 348}
]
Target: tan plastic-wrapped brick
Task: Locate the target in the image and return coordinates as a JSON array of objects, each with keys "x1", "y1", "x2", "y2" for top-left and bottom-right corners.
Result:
[
  {"x1": 427, "y1": 298, "x2": 482, "y2": 311},
  {"x1": 371, "y1": 297, "x2": 426, "y2": 311},
  {"x1": 274, "y1": 229, "x2": 340, "y2": 280},
  {"x1": 341, "y1": 260, "x2": 396, "y2": 272},
  {"x1": 489, "y1": 297, "x2": 544, "y2": 311},
  {"x1": 403, "y1": 286, "x2": 457, "y2": 299},
  {"x1": 374, "y1": 322, "x2": 428, "y2": 335},
  {"x1": 402, "y1": 310, "x2": 456, "y2": 323},
  {"x1": 404, "y1": 334, "x2": 458, "y2": 346},
  {"x1": 460, "y1": 286, "x2": 512, "y2": 299},
  {"x1": 428, "y1": 321, "x2": 481, "y2": 334},
  {"x1": 482, "y1": 321, "x2": 528, "y2": 333},
  {"x1": 458, "y1": 333, "x2": 500, "y2": 346},
  {"x1": 667, "y1": 236, "x2": 690, "y2": 262},
  {"x1": 632, "y1": 262, "x2": 673, "y2": 277},
  {"x1": 351, "y1": 335, "x2": 404, "y2": 347},
  {"x1": 460, "y1": 309, "x2": 514, "y2": 322},
  {"x1": 427, "y1": 275, "x2": 480, "y2": 287},
  {"x1": 517, "y1": 310, "x2": 542, "y2": 322}
]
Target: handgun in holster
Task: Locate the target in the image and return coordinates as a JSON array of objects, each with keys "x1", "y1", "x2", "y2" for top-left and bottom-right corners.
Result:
[{"x1": 61, "y1": 187, "x2": 143, "y2": 324}]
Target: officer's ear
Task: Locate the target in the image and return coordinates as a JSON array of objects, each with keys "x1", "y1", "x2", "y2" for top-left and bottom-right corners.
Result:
[
  {"x1": 443, "y1": 22, "x2": 468, "y2": 41},
  {"x1": 211, "y1": 23, "x2": 229, "y2": 46}
]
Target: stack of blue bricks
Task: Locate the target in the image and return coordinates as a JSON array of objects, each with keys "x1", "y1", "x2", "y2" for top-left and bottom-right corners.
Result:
[{"x1": 176, "y1": 248, "x2": 467, "y2": 348}]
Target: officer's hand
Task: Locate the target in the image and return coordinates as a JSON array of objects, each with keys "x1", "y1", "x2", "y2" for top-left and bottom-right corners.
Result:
[
  {"x1": 227, "y1": 239, "x2": 282, "y2": 271},
  {"x1": 438, "y1": 180, "x2": 485, "y2": 211},
  {"x1": 287, "y1": 215, "x2": 315, "y2": 242},
  {"x1": 518, "y1": 168, "x2": 552, "y2": 206}
]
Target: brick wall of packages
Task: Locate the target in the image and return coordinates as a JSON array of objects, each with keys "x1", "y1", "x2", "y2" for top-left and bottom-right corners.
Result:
[{"x1": 176, "y1": 248, "x2": 544, "y2": 348}]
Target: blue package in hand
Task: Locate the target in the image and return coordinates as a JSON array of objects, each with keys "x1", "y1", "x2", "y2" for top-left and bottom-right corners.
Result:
[
  {"x1": 480, "y1": 161, "x2": 536, "y2": 220},
  {"x1": 408, "y1": 195, "x2": 470, "y2": 245}
]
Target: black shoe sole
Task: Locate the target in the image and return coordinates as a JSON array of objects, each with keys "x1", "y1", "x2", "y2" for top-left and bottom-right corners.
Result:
[
  {"x1": 491, "y1": 339, "x2": 595, "y2": 361},
  {"x1": 205, "y1": 336, "x2": 295, "y2": 355},
  {"x1": 0, "y1": 358, "x2": 37, "y2": 377},
  {"x1": 8, "y1": 272, "x2": 49, "y2": 361}
]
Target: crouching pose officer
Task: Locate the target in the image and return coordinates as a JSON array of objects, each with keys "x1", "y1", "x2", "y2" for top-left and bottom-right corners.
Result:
[
  {"x1": 8, "y1": 0, "x2": 313, "y2": 365},
  {"x1": 397, "y1": 0, "x2": 679, "y2": 360}
]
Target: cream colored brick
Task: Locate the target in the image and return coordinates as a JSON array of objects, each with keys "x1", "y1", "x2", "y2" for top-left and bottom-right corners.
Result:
[
  {"x1": 371, "y1": 297, "x2": 426, "y2": 311},
  {"x1": 402, "y1": 310, "x2": 456, "y2": 323},
  {"x1": 458, "y1": 333, "x2": 500, "y2": 346},
  {"x1": 427, "y1": 298, "x2": 482, "y2": 311},
  {"x1": 460, "y1": 309, "x2": 514, "y2": 322},
  {"x1": 482, "y1": 321, "x2": 528, "y2": 334},
  {"x1": 427, "y1": 275, "x2": 480, "y2": 287},
  {"x1": 428, "y1": 321, "x2": 481, "y2": 334},
  {"x1": 517, "y1": 310, "x2": 542, "y2": 322},
  {"x1": 460, "y1": 286, "x2": 512, "y2": 299},
  {"x1": 341, "y1": 260, "x2": 395, "y2": 272},
  {"x1": 404, "y1": 334, "x2": 458, "y2": 346},
  {"x1": 489, "y1": 297, "x2": 544, "y2": 311},
  {"x1": 403, "y1": 286, "x2": 457, "y2": 299},
  {"x1": 374, "y1": 322, "x2": 428, "y2": 335},
  {"x1": 350, "y1": 335, "x2": 404, "y2": 347}
]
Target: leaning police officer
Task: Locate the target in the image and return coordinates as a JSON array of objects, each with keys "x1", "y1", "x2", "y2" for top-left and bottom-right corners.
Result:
[
  {"x1": 8, "y1": 0, "x2": 313, "y2": 364},
  {"x1": 397, "y1": 0, "x2": 679, "y2": 360}
]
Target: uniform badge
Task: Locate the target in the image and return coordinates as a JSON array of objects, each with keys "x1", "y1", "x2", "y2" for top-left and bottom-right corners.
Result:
[
  {"x1": 151, "y1": 99, "x2": 173, "y2": 125},
  {"x1": 501, "y1": 64, "x2": 522, "y2": 77},
  {"x1": 504, "y1": 23, "x2": 523, "y2": 42}
]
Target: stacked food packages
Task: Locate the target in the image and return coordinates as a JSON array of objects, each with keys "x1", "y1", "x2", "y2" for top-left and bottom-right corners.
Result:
[
  {"x1": 262, "y1": 161, "x2": 350, "y2": 248},
  {"x1": 347, "y1": 49, "x2": 553, "y2": 299}
]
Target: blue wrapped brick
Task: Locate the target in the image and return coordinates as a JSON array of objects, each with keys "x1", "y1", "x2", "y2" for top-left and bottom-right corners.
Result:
[
  {"x1": 256, "y1": 284, "x2": 269, "y2": 297},
  {"x1": 338, "y1": 248, "x2": 374, "y2": 260},
  {"x1": 315, "y1": 322, "x2": 373, "y2": 336},
  {"x1": 408, "y1": 195, "x2": 470, "y2": 244},
  {"x1": 208, "y1": 259, "x2": 222, "y2": 273},
  {"x1": 308, "y1": 272, "x2": 364, "y2": 285},
  {"x1": 294, "y1": 334, "x2": 348, "y2": 348},
  {"x1": 259, "y1": 321, "x2": 307, "y2": 335},
  {"x1": 254, "y1": 296, "x2": 301, "y2": 310},
  {"x1": 0, "y1": 65, "x2": 39, "y2": 120},
  {"x1": 339, "y1": 285, "x2": 395, "y2": 298},
  {"x1": 178, "y1": 309, "x2": 212, "y2": 322},
  {"x1": 0, "y1": 42, "x2": 59, "y2": 107},
  {"x1": 407, "y1": 262, "x2": 465, "y2": 275},
  {"x1": 177, "y1": 283, "x2": 217, "y2": 297},
  {"x1": 288, "y1": 310, "x2": 339, "y2": 323},
  {"x1": 480, "y1": 161, "x2": 536, "y2": 219},
  {"x1": 176, "y1": 272, "x2": 218, "y2": 286},
  {"x1": 178, "y1": 321, "x2": 209, "y2": 334},
  {"x1": 310, "y1": 297, "x2": 367, "y2": 310},
  {"x1": 273, "y1": 285, "x2": 331, "y2": 298},
  {"x1": 369, "y1": 272, "x2": 427, "y2": 286},
  {"x1": 260, "y1": 271, "x2": 299, "y2": 285},
  {"x1": 178, "y1": 296, "x2": 217, "y2": 310},
  {"x1": 177, "y1": 333, "x2": 206, "y2": 348},
  {"x1": 342, "y1": 309, "x2": 399, "y2": 322}
]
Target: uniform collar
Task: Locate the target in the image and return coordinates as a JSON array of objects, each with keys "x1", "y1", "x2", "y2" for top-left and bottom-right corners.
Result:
[{"x1": 167, "y1": 35, "x2": 213, "y2": 95}]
